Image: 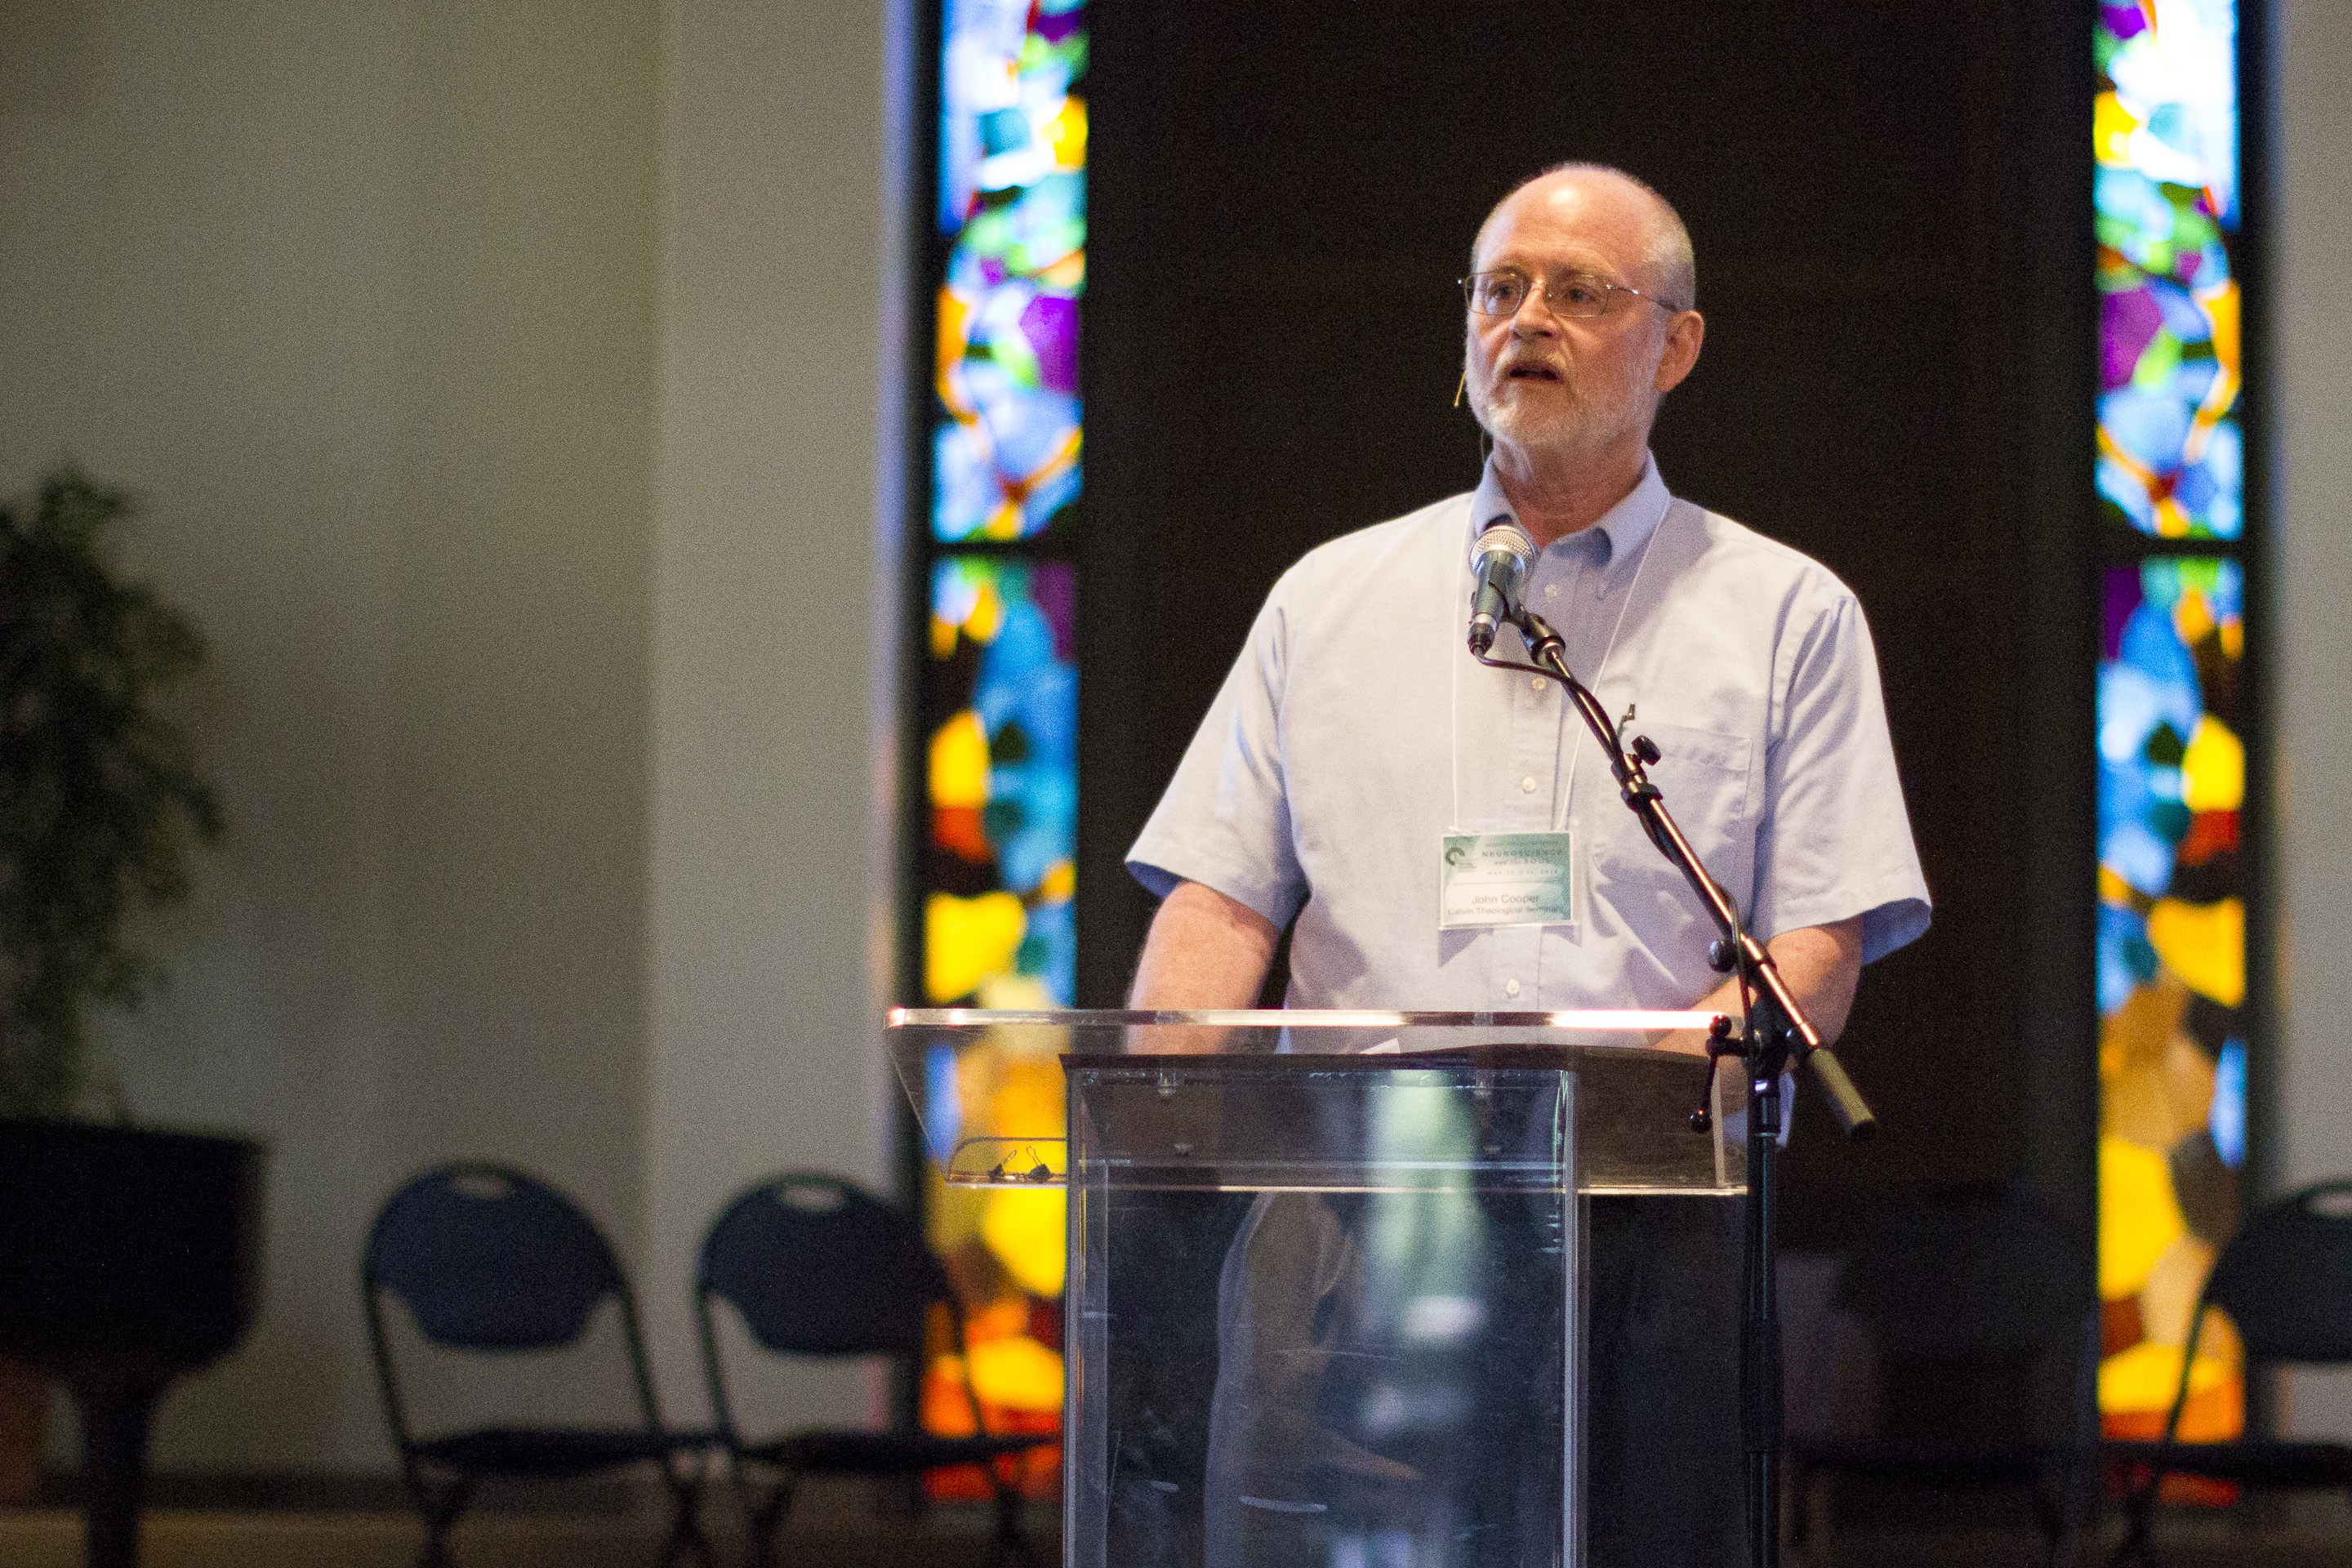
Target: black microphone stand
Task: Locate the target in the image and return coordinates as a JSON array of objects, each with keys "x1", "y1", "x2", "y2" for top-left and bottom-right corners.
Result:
[{"x1": 1477, "y1": 603, "x2": 1878, "y2": 1568}]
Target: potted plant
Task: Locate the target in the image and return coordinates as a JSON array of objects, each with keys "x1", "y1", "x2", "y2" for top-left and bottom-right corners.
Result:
[{"x1": 0, "y1": 470, "x2": 262, "y2": 1566}]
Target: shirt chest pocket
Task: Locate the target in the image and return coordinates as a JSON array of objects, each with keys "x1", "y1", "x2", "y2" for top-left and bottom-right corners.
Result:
[{"x1": 1590, "y1": 721, "x2": 1757, "y2": 915}]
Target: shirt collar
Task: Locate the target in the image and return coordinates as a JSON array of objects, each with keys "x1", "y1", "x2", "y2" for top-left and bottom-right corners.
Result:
[{"x1": 1468, "y1": 452, "x2": 1672, "y2": 568}]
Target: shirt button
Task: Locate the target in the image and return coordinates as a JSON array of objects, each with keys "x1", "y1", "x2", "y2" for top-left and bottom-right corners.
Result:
[
  {"x1": 1544, "y1": 583, "x2": 1559, "y2": 599},
  {"x1": 1521, "y1": 776, "x2": 1537, "y2": 793},
  {"x1": 1504, "y1": 979, "x2": 1522, "y2": 998},
  {"x1": 1530, "y1": 675, "x2": 1544, "y2": 691}
]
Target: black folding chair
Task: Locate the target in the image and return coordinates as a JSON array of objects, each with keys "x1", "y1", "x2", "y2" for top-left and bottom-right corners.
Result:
[
  {"x1": 363, "y1": 1162, "x2": 711, "y2": 1568},
  {"x1": 1788, "y1": 1183, "x2": 2099, "y2": 1568},
  {"x1": 2106, "y1": 1177, "x2": 2352, "y2": 1566},
  {"x1": 695, "y1": 1173, "x2": 1054, "y2": 1568}
]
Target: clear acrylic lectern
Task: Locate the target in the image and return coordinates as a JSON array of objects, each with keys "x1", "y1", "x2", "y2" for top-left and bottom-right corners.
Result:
[{"x1": 888, "y1": 1009, "x2": 1747, "y2": 1568}]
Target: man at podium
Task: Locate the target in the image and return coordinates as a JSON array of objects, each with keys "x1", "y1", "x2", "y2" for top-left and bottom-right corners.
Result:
[{"x1": 1120, "y1": 164, "x2": 1931, "y2": 1565}]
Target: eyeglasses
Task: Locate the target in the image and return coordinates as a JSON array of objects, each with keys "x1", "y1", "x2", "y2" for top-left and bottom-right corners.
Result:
[{"x1": 1459, "y1": 269, "x2": 1683, "y2": 319}]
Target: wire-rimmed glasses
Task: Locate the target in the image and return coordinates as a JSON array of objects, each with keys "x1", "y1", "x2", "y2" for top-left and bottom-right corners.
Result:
[{"x1": 1459, "y1": 269, "x2": 1683, "y2": 318}]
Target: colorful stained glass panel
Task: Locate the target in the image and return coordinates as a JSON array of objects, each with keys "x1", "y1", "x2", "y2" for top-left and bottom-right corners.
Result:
[
  {"x1": 2096, "y1": 0, "x2": 2242, "y2": 541},
  {"x1": 933, "y1": 0, "x2": 1086, "y2": 542},
  {"x1": 920, "y1": 553, "x2": 1073, "y2": 1497},
  {"x1": 2096, "y1": 556, "x2": 2246, "y2": 1441},
  {"x1": 925, "y1": 555, "x2": 1077, "y2": 1008}
]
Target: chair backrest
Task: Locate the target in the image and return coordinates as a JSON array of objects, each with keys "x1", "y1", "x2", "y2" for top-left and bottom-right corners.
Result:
[
  {"x1": 697, "y1": 1174, "x2": 951, "y2": 1358},
  {"x1": 2198, "y1": 1178, "x2": 2352, "y2": 1367},
  {"x1": 365, "y1": 1163, "x2": 628, "y2": 1350}
]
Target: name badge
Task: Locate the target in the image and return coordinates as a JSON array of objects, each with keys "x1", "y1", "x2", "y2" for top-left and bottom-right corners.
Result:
[{"x1": 1439, "y1": 831, "x2": 1576, "y2": 929}]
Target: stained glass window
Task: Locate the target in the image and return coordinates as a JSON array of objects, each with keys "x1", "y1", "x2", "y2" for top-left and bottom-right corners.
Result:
[
  {"x1": 2096, "y1": 559, "x2": 2247, "y2": 1441},
  {"x1": 2096, "y1": 0, "x2": 2242, "y2": 542},
  {"x1": 911, "y1": 0, "x2": 1086, "y2": 1497},
  {"x1": 2094, "y1": 0, "x2": 2255, "y2": 1459}
]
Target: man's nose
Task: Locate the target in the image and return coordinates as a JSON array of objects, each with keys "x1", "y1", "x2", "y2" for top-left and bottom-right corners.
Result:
[{"x1": 1508, "y1": 285, "x2": 1563, "y2": 334}]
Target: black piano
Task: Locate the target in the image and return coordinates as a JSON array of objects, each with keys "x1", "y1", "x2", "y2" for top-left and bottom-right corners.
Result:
[{"x1": 0, "y1": 1120, "x2": 265, "y2": 1568}]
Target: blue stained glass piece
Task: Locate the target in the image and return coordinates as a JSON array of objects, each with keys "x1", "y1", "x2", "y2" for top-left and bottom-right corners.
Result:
[
  {"x1": 982, "y1": 388, "x2": 1080, "y2": 483},
  {"x1": 2146, "y1": 102, "x2": 2195, "y2": 155},
  {"x1": 2102, "y1": 818, "x2": 2176, "y2": 897},
  {"x1": 924, "y1": 1040, "x2": 965, "y2": 1162},
  {"x1": 2097, "y1": 456, "x2": 2158, "y2": 531},
  {"x1": 933, "y1": 421, "x2": 998, "y2": 541},
  {"x1": 1021, "y1": 899, "x2": 1077, "y2": 1005},
  {"x1": 1022, "y1": 460, "x2": 1083, "y2": 535},
  {"x1": 2174, "y1": 462, "x2": 2217, "y2": 513},
  {"x1": 2098, "y1": 904, "x2": 2149, "y2": 1015},
  {"x1": 2211, "y1": 1038, "x2": 2247, "y2": 1168},
  {"x1": 2150, "y1": 278, "x2": 2215, "y2": 343},
  {"x1": 2118, "y1": 602, "x2": 2202, "y2": 707},
  {"x1": 2100, "y1": 754, "x2": 2154, "y2": 829},
  {"x1": 2100, "y1": 386, "x2": 2193, "y2": 472},
  {"x1": 995, "y1": 768, "x2": 1076, "y2": 893},
  {"x1": 2163, "y1": 358, "x2": 2220, "y2": 408},
  {"x1": 976, "y1": 602, "x2": 1059, "y2": 718},
  {"x1": 2099, "y1": 663, "x2": 2199, "y2": 765},
  {"x1": 2203, "y1": 556, "x2": 2245, "y2": 622}
]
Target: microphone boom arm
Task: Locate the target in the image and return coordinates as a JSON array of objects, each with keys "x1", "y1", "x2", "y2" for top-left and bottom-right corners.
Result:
[{"x1": 1479, "y1": 604, "x2": 1877, "y2": 1139}]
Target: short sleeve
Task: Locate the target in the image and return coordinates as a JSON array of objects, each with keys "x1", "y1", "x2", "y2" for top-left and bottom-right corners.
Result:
[
  {"x1": 1747, "y1": 586, "x2": 1931, "y2": 963},
  {"x1": 1125, "y1": 585, "x2": 1311, "y2": 928}
]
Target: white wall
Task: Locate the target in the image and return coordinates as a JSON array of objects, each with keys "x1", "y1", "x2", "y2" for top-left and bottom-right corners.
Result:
[
  {"x1": 2273, "y1": 0, "x2": 2352, "y2": 1440},
  {"x1": 1, "y1": 0, "x2": 893, "y2": 1474},
  {"x1": 641, "y1": 0, "x2": 893, "y2": 1422}
]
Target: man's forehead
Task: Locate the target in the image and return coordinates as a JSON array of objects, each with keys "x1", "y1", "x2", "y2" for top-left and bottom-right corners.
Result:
[{"x1": 1474, "y1": 172, "x2": 1658, "y2": 270}]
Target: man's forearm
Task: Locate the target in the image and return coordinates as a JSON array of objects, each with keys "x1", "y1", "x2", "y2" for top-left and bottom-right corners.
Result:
[
  {"x1": 1658, "y1": 915, "x2": 1864, "y2": 1057},
  {"x1": 1128, "y1": 880, "x2": 1280, "y2": 1045}
]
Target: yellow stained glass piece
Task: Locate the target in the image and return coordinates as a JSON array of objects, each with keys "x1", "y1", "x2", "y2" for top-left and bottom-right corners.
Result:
[
  {"x1": 988, "y1": 1058, "x2": 1066, "y2": 1141},
  {"x1": 2201, "y1": 278, "x2": 2241, "y2": 385},
  {"x1": 2094, "y1": 91, "x2": 2140, "y2": 166},
  {"x1": 2138, "y1": 1232, "x2": 2218, "y2": 1348},
  {"x1": 2220, "y1": 617, "x2": 2243, "y2": 660},
  {"x1": 2098, "y1": 865, "x2": 2135, "y2": 908},
  {"x1": 977, "y1": 973, "x2": 1058, "y2": 1011},
  {"x1": 2100, "y1": 1134, "x2": 2187, "y2": 1300},
  {"x1": 2146, "y1": 898, "x2": 2245, "y2": 1007},
  {"x1": 2180, "y1": 716, "x2": 2243, "y2": 813},
  {"x1": 930, "y1": 710, "x2": 991, "y2": 809},
  {"x1": 981, "y1": 1186, "x2": 1067, "y2": 1298},
  {"x1": 968, "y1": 578, "x2": 1005, "y2": 641},
  {"x1": 2099, "y1": 1339, "x2": 2234, "y2": 1415},
  {"x1": 936, "y1": 287, "x2": 973, "y2": 381},
  {"x1": 1036, "y1": 859, "x2": 1076, "y2": 902},
  {"x1": 926, "y1": 892, "x2": 1027, "y2": 1003},
  {"x1": 1045, "y1": 96, "x2": 1087, "y2": 169},
  {"x1": 2172, "y1": 589, "x2": 2215, "y2": 649},
  {"x1": 931, "y1": 614, "x2": 959, "y2": 660},
  {"x1": 965, "y1": 1334, "x2": 1066, "y2": 1413}
]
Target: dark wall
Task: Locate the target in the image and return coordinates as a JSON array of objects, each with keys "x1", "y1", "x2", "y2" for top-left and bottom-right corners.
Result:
[{"x1": 1076, "y1": 0, "x2": 2097, "y2": 1246}]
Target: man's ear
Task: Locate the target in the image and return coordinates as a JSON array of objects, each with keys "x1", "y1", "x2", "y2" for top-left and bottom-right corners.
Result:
[{"x1": 1655, "y1": 310, "x2": 1705, "y2": 394}]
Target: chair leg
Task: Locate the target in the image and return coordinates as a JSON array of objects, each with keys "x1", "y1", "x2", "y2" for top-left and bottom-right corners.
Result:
[
  {"x1": 660, "y1": 1470, "x2": 712, "y2": 1568},
  {"x1": 411, "y1": 1473, "x2": 472, "y2": 1568},
  {"x1": 738, "y1": 1472, "x2": 796, "y2": 1568},
  {"x1": 2108, "y1": 1476, "x2": 2161, "y2": 1568}
]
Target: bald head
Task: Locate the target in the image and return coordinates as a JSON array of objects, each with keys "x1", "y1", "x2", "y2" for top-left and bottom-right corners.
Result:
[{"x1": 1472, "y1": 163, "x2": 1696, "y2": 313}]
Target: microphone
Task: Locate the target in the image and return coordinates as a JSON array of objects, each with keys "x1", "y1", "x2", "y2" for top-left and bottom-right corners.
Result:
[{"x1": 1466, "y1": 521, "x2": 1536, "y2": 656}]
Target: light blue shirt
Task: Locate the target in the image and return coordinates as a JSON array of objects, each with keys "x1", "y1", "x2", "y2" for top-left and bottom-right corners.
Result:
[{"x1": 1127, "y1": 456, "x2": 1931, "y2": 1012}]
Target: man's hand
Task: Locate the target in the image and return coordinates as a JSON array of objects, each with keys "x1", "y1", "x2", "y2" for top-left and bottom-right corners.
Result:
[
  {"x1": 1655, "y1": 915, "x2": 1864, "y2": 1057},
  {"x1": 1126, "y1": 881, "x2": 1280, "y2": 1052}
]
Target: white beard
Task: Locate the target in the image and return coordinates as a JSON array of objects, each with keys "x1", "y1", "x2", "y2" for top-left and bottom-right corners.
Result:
[{"x1": 1465, "y1": 343, "x2": 1657, "y2": 460}]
